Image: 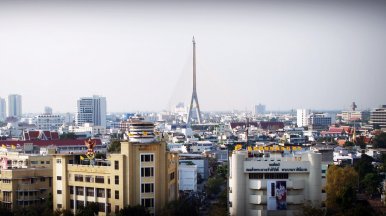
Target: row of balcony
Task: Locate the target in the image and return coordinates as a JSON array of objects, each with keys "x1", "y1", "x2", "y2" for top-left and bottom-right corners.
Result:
[{"x1": 249, "y1": 194, "x2": 305, "y2": 205}]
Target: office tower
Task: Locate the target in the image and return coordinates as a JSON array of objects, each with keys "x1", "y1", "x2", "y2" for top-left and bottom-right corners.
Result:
[
  {"x1": 7, "y1": 94, "x2": 22, "y2": 118},
  {"x1": 76, "y1": 95, "x2": 106, "y2": 127},
  {"x1": 297, "y1": 109, "x2": 310, "y2": 128},
  {"x1": 370, "y1": 105, "x2": 386, "y2": 128},
  {"x1": 44, "y1": 106, "x2": 53, "y2": 115},
  {"x1": 253, "y1": 104, "x2": 266, "y2": 115},
  {"x1": 0, "y1": 97, "x2": 6, "y2": 121}
]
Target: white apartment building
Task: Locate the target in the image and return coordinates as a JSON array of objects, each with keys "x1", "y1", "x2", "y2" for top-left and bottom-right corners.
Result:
[
  {"x1": 7, "y1": 94, "x2": 22, "y2": 118},
  {"x1": 296, "y1": 109, "x2": 310, "y2": 128},
  {"x1": 0, "y1": 97, "x2": 6, "y2": 121},
  {"x1": 229, "y1": 150, "x2": 322, "y2": 216},
  {"x1": 179, "y1": 163, "x2": 198, "y2": 191},
  {"x1": 76, "y1": 95, "x2": 106, "y2": 128},
  {"x1": 33, "y1": 114, "x2": 64, "y2": 131},
  {"x1": 68, "y1": 123, "x2": 107, "y2": 136}
]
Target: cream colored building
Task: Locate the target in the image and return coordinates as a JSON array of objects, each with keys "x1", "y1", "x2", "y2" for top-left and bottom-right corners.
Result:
[
  {"x1": 229, "y1": 149, "x2": 322, "y2": 216},
  {"x1": 52, "y1": 140, "x2": 178, "y2": 215},
  {"x1": 0, "y1": 153, "x2": 53, "y2": 210}
]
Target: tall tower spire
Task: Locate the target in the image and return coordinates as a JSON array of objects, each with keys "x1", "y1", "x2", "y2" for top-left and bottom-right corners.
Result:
[{"x1": 187, "y1": 36, "x2": 202, "y2": 125}]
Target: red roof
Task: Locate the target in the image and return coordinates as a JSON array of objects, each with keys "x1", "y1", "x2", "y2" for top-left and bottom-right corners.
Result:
[{"x1": 0, "y1": 139, "x2": 102, "y2": 147}]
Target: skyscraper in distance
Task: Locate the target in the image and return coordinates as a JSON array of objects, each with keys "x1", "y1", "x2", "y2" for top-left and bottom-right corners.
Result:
[
  {"x1": 7, "y1": 94, "x2": 22, "y2": 118},
  {"x1": 76, "y1": 95, "x2": 107, "y2": 127},
  {"x1": 0, "y1": 97, "x2": 6, "y2": 121}
]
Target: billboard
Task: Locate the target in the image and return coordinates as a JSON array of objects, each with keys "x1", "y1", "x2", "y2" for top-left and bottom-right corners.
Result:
[{"x1": 267, "y1": 180, "x2": 287, "y2": 210}]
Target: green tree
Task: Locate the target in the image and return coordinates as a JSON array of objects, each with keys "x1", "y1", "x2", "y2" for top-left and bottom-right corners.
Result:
[
  {"x1": 0, "y1": 203, "x2": 13, "y2": 216},
  {"x1": 160, "y1": 196, "x2": 199, "y2": 216},
  {"x1": 75, "y1": 202, "x2": 98, "y2": 216},
  {"x1": 60, "y1": 132, "x2": 77, "y2": 140},
  {"x1": 108, "y1": 140, "x2": 121, "y2": 153},
  {"x1": 326, "y1": 165, "x2": 358, "y2": 210},
  {"x1": 354, "y1": 154, "x2": 375, "y2": 182},
  {"x1": 295, "y1": 204, "x2": 326, "y2": 216},
  {"x1": 55, "y1": 209, "x2": 74, "y2": 216},
  {"x1": 373, "y1": 132, "x2": 386, "y2": 148},
  {"x1": 118, "y1": 205, "x2": 150, "y2": 216},
  {"x1": 362, "y1": 173, "x2": 381, "y2": 196},
  {"x1": 206, "y1": 176, "x2": 223, "y2": 197}
]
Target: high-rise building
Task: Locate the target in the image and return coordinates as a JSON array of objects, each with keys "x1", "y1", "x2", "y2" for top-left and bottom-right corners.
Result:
[
  {"x1": 44, "y1": 106, "x2": 53, "y2": 115},
  {"x1": 296, "y1": 109, "x2": 310, "y2": 128},
  {"x1": 76, "y1": 95, "x2": 106, "y2": 128},
  {"x1": 370, "y1": 105, "x2": 386, "y2": 128},
  {"x1": 7, "y1": 94, "x2": 22, "y2": 118},
  {"x1": 0, "y1": 97, "x2": 6, "y2": 121},
  {"x1": 253, "y1": 104, "x2": 266, "y2": 115},
  {"x1": 52, "y1": 122, "x2": 178, "y2": 215}
]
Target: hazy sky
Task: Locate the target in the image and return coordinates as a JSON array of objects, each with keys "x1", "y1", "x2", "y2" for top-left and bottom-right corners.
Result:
[{"x1": 0, "y1": 0, "x2": 385, "y2": 113}]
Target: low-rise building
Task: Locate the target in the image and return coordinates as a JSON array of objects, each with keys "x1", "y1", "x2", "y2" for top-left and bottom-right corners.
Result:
[
  {"x1": 0, "y1": 153, "x2": 53, "y2": 210},
  {"x1": 52, "y1": 122, "x2": 178, "y2": 215},
  {"x1": 179, "y1": 163, "x2": 197, "y2": 191},
  {"x1": 229, "y1": 149, "x2": 322, "y2": 216}
]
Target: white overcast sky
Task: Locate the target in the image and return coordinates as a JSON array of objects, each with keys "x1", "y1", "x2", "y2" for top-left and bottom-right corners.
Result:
[{"x1": 0, "y1": 0, "x2": 385, "y2": 113}]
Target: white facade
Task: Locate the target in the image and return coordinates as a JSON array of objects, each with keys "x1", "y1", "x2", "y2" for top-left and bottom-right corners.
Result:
[
  {"x1": 68, "y1": 123, "x2": 107, "y2": 136},
  {"x1": 190, "y1": 141, "x2": 214, "y2": 152},
  {"x1": 8, "y1": 94, "x2": 22, "y2": 117},
  {"x1": 178, "y1": 163, "x2": 197, "y2": 191},
  {"x1": 33, "y1": 114, "x2": 64, "y2": 131},
  {"x1": 229, "y1": 150, "x2": 322, "y2": 216},
  {"x1": 0, "y1": 98, "x2": 6, "y2": 121},
  {"x1": 296, "y1": 109, "x2": 310, "y2": 128},
  {"x1": 76, "y1": 95, "x2": 106, "y2": 127}
]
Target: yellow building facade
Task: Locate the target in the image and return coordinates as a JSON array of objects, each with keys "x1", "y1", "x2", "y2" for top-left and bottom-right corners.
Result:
[
  {"x1": 52, "y1": 141, "x2": 178, "y2": 215},
  {"x1": 0, "y1": 153, "x2": 53, "y2": 210}
]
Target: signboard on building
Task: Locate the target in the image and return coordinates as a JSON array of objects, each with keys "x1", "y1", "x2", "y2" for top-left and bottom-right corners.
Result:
[
  {"x1": 267, "y1": 180, "x2": 287, "y2": 210},
  {"x1": 244, "y1": 161, "x2": 310, "y2": 173}
]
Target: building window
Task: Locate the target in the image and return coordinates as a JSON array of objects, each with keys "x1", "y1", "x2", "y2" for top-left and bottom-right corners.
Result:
[
  {"x1": 97, "y1": 188, "x2": 105, "y2": 198},
  {"x1": 57, "y1": 204, "x2": 62, "y2": 209},
  {"x1": 57, "y1": 190, "x2": 62, "y2": 194},
  {"x1": 56, "y1": 159, "x2": 61, "y2": 164},
  {"x1": 75, "y1": 174, "x2": 84, "y2": 182},
  {"x1": 107, "y1": 189, "x2": 111, "y2": 198},
  {"x1": 98, "y1": 203, "x2": 105, "y2": 212},
  {"x1": 40, "y1": 177, "x2": 45, "y2": 182},
  {"x1": 141, "y1": 198, "x2": 154, "y2": 208},
  {"x1": 115, "y1": 175, "x2": 119, "y2": 185},
  {"x1": 115, "y1": 205, "x2": 119, "y2": 214},
  {"x1": 115, "y1": 161, "x2": 119, "y2": 170},
  {"x1": 95, "y1": 176, "x2": 104, "y2": 183},
  {"x1": 76, "y1": 187, "x2": 84, "y2": 196},
  {"x1": 264, "y1": 173, "x2": 288, "y2": 179},
  {"x1": 77, "y1": 200, "x2": 84, "y2": 208},
  {"x1": 141, "y1": 183, "x2": 154, "y2": 193},
  {"x1": 70, "y1": 186, "x2": 74, "y2": 195},
  {"x1": 141, "y1": 167, "x2": 154, "y2": 177},
  {"x1": 249, "y1": 173, "x2": 264, "y2": 179},
  {"x1": 141, "y1": 154, "x2": 154, "y2": 162},
  {"x1": 86, "y1": 187, "x2": 94, "y2": 196},
  {"x1": 169, "y1": 172, "x2": 175, "y2": 181},
  {"x1": 115, "y1": 190, "x2": 119, "y2": 199},
  {"x1": 84, "y1": 175, "x2": 92, "y2": 182},
  {"x1": 70, "y1": 200, "x2": 74, "y2": 209},
  {"x1": 57, "y1": 176, "x2": 62, "y2": 181},
  {"x1": 107, "y1": 203, "x2": 111, "y2": 213}
]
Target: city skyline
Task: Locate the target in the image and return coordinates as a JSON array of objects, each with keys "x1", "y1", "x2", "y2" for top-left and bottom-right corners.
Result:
[{"x1": 1, "y1": 0, "x2": 385, "y2": 113}]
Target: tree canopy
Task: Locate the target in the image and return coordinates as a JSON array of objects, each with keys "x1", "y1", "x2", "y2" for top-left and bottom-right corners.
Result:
[{"x1": 326, "y1": 165, "x2": 358, "y2": 210}]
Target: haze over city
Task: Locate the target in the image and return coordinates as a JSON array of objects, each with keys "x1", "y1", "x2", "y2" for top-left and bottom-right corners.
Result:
[{"x1": 1, "y1": 0, "x2": 385, "y2": 113}]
